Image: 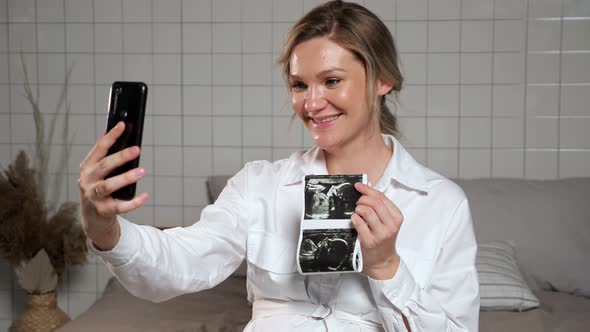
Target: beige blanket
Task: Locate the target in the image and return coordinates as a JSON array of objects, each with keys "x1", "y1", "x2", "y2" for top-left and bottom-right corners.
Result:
[{"x1": 59, "y1": 276, "x2": 590, "y2": 332}]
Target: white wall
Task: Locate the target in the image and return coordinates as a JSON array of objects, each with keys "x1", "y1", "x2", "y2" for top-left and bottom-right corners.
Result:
[{"x1": 1, "y1": 0, "x2": 589, "y2": 329}]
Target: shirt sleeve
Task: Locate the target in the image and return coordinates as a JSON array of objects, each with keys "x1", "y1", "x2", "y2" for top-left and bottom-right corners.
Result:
[
  {"x1": 368, "y1": 198, "x2": 480, "y2": 331},
  {"x1": 87, "y1": 164, "x2": 252, "y2": 303}
]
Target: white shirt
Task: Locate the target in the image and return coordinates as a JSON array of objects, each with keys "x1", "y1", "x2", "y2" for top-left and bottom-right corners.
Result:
[{"x1": 89, "y1": 134, "x2": 480, "y2": 331}]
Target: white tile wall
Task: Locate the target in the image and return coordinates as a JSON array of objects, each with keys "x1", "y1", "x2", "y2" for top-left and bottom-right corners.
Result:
[
  {"x1": 460, "y1": 149, "x2": 492, "y2": 178},
  {"x1": 1, "y1": 0, "x2": 590, "y2": 328},
  {"x1": 492, "y1": 117, "x2": 524, "y2": 148},
  {"x1": 428, "y1": 21, "x2": 460, "y2": 52},
  {"x1": 398, "y1": 117, "x2": 426, "y2": 148},
  {"x1": 492, "y1": 149, "x2": 523, "y2": 178}
]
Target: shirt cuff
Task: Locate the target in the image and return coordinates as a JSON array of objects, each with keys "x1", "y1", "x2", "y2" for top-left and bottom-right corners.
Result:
[
  {"x1": 86, "y1": 215, "x2": 141, "y2": 267},
  {"x1": 368, "y1": 256, "x2": 417, "y2": 310}
]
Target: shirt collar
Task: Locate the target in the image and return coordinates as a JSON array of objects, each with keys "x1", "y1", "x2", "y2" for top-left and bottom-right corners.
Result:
[
  {"x1": 280, "y1": 134, "x2": 431, "y2": 193},
  {"x1": 379, "y1": 134, "x2": 431, "y2": 193}
]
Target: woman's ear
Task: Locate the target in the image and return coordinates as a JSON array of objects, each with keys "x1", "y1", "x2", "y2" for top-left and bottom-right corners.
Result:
[{"x1": 377, "y1": 79, "x2": 395, "y2": 96}]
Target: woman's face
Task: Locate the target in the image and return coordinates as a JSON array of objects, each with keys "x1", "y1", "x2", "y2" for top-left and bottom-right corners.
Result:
[{"x1": 289, "y1": 37, "x2": 386, "y2": 151}]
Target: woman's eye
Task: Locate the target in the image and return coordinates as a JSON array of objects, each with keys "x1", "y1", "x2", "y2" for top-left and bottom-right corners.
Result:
[
  {"x1": 326, "y1": 78, "x2": 340, "y2": 87},
  {"x1": 291, "y1": 81, "x2": 307, "y2": 91}
]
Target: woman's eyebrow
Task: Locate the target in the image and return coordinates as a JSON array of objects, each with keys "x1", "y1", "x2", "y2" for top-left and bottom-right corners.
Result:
[
  {"x1": 318, "y1": 68, "x2": 346, "y2": 76},
  {"x1": 290, "y1": 67, "x2": 346, "y2": 80}
]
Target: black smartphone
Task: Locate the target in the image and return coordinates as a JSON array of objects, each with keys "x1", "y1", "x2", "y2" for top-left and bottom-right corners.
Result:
[{"x1": 105, "y1": 81, "x2": 148, "y2": 200}]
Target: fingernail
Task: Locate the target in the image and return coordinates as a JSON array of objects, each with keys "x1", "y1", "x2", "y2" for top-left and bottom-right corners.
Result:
[
  {"x1": 130, "y1": 146, "x2": 140, "y2": 155},
  {"x1": 135, "y1": 168, "x2": 145, "y2": 177}
]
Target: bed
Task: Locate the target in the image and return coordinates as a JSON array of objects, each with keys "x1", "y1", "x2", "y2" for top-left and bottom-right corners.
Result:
[
  {"x1": 57, "y1": 274, "x2": 590, "y2": 331},
  {"x1": 58, "y1": 275, "x2": 251, "y2": 332}
]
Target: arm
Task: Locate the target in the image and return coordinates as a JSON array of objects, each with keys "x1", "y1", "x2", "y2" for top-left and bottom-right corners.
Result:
[
  {"x1": 88, "y1": 166, "x2": 251, "y2": 303},
  {"x1": 368, "y1": 198, "x2": 480, "y2": 331}
]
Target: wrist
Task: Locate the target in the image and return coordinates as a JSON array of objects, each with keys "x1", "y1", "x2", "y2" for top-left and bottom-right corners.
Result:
[
  {"x1": 367, "y1": 253, "x2": 400, "y2": 280},
  {"x1": 89, "y1": 219, "x2": 121, "y2": 252}
]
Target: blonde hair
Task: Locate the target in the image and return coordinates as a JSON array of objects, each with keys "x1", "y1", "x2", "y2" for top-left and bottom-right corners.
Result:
[{"x1": 277, "y1": 0, "x2": 404, "y2": 137}]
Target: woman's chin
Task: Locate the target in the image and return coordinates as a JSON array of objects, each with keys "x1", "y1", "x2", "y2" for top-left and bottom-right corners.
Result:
[{"x1": 310, "y1": 134, "x2": 341, "y2": 151}]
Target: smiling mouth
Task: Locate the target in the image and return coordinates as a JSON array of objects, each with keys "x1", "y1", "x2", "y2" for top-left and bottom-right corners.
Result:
[{"x1": 310, "y1": 114, "x2": 342, "y2": 124}]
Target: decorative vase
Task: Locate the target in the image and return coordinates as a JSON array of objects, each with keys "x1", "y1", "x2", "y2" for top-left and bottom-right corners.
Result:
[{"x1": 10, "y1": 291, "x2": 70, "y2": 332}]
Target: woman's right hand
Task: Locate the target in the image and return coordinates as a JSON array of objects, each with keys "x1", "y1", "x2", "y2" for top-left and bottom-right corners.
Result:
[{"x1": 78, "y1": 121, "x2": 149, "y2": 251}]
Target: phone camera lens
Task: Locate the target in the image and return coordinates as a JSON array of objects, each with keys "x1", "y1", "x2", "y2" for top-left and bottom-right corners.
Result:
[{"x1": 114, "y1": 86, "x2": 122, "y2": 95}]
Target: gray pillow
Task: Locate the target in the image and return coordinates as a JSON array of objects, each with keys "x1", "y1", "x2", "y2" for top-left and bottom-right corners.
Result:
[
  {"x1": 206, "y1": 175, "x2": 232, "y2": 204},
  {"x1": 477, "y1": 241, "x2": 540, "y2": 311},
  {"x1": 455, "y1": 178, "x2": 590, "y2": 297}
]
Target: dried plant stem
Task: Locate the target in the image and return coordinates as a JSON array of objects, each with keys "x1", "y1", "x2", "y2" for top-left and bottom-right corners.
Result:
[
  {"x1": 20, "y1": 53, "x2": 47, "y2": 202},
  {"x1": 49, "y1": 103, "x2": 75, "y2": 213},
  {"x1": 19, "y1": 52, "x2": 74, "y2": 212}
]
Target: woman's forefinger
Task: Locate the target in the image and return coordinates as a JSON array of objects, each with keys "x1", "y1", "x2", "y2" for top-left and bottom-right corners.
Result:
[
  {"x1": 80, "y1": 122, "x2": 125, "y2": 169},
  {"x1": 354, "y1": 182, "x2": 402, "y2": 223}
]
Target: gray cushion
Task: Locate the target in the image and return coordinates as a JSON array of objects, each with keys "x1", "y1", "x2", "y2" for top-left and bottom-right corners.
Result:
[
  {"x1": 455, "y1": 178, "x2": 590, "y2": 297},
  {"x1": 206, "y1": 175, "x2": 231, "y2": 205}
]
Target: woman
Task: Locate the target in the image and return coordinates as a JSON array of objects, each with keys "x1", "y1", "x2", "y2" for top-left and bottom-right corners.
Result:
[{"x1": 78, "y1": 1, "x2": 479, "y2": 331}]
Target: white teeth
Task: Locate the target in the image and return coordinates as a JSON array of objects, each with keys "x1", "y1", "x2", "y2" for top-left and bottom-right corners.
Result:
[{"x1": 313, "y1": 115, "x2": 339, "y2": 123}]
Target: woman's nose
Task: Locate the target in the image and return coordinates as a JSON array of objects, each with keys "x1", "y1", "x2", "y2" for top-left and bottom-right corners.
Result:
[{"x1": 304, "y1": 86, "x2": 328, "y2": 113}]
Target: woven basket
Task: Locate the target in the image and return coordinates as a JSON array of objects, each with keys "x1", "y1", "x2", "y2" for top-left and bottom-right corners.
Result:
[{"x1": 10, "y1": 291, "x2": 70, "y2": 332}]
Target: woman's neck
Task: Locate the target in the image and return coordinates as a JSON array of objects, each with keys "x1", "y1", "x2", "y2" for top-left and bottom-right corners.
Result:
[{"x1": 324, "y1": 131, "x2": 393, "y2": 186}]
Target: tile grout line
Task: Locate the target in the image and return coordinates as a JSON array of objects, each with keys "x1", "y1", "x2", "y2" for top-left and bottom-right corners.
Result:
[
  {"x1": 490, "y1": 0, "x2": 496, "y2": 176},
  {"x1": 90, "y1": 0, "x2": 100, "y2": 313},
  {"x1": 425, "y1": 0, "x2": 430, "y2": 167},
  {"x1": 62, "y1": 0, "x2": 68, "y2": 214},
  {"x1": 395, "y1": 0, "x2": 398, "y2": 160},
  {"x1": 150, "y1": 0, "x2": 156, "y2": 225},
  {"x1": 210, "y1": 0, "x2": 214, "y2": 177},
  {"x1": 26, "y1": 17, "x2": 585, "y2": 24},
  {"x1": 270, "y1": 0, "x2": 275, "y2": 161},
  {"x1": 6, "y1": 0, "x2": 14, "y2": 323},
  {"x1": 240, "y1": 1, "x2": 245, "y2": 168},
  {"x1": 11, "y1": 49, "x2": 565, "y2": 55},
  {"x1": 20, "y1": 111, "x2": 583, "y2": 118},
  {"x1": 180, "y1": 0, "x2": 185, "y2": 225},
  {"x1": 457, "y1": 0, "x2": 463, "y2": 177},
  {"x1": 34, "y1": 0, "x2": 39, "y2": 107},
  {"x1": 557, "y1": 0, "x2": 564, "y2": 178},
  {"x1": 523, "y1": 0, "x2": 530, "y2": 178},
  {"x1": 5, "y1": 144, "x2": 584, "y2": 154},
  {"x1": 60, "y1": 0, "x2": 72, "y2": 312},
  {"x1": 5, "y1": 81, "x2": 569, "y2": 87},
  {"x1": 301, "y1": 3, "x2": 305, "y2": 150}
]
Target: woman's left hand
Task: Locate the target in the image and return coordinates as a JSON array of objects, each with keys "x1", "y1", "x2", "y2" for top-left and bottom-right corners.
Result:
[{"x1": 352, "y1": 182, "x2": 403, "y2": 280}]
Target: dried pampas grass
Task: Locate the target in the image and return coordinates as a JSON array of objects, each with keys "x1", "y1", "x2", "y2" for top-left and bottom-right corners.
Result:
[
  {"x1": 0, "y1": 151, "x2": 87, "y2": 283},
  {"x1": 0, "y1": 151, "x2": 45, "y2": 267},
  {"x1": 0, "y1": 54, "x2": 87, "y2": 291}
]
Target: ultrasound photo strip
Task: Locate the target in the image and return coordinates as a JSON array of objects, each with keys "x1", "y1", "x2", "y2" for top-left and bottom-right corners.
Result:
[
  {"x1": 298, "y1": 228, "x2": 362, "y2": 274},
  {"x1": 297, "y1": 174, "x2": 367, "y2": 275},
  {"x1": 304, "y1": 174, "x2": 366, "y2": 220}
]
